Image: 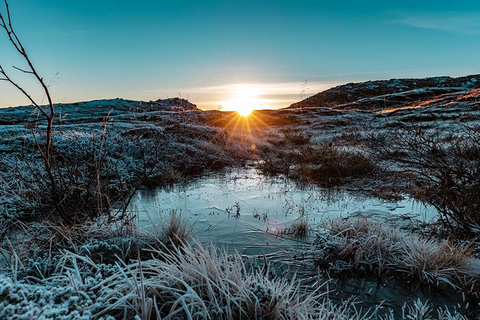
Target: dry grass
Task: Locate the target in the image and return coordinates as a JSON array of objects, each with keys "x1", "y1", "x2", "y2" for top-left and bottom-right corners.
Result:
[
  {"x1": 0, "y1": 222, "x2": 470, "y2": 319},
  {"x1": 288, "y1": 217, "x2": 309, "y2": 238},
  {"x1": 319, "y1": 217, "x2": 479, "y2": 290},
  {"x1": 381, "y1": 299, "x2": 468, "y2": 320},
  {"x1": 161, "y1": 210, "x2": 192, "y2": 248},
  {"x1": 0, "y1": 212, "x2": 167, "y2": 278},
  {"x1": 93, "y1": 239, "x2": 328, "y2": 319},
  {"x1": 258, "y1": 142, "x2": 378, "y2": 187}
]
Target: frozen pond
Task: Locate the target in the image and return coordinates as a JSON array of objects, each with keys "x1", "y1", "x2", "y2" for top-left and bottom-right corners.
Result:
[
  {"x1": 129, "y1": 167, "x2": 437, "y2": 255},
  {"x1": 124, "y1": 168, "x2": 465, "y2": 315}
]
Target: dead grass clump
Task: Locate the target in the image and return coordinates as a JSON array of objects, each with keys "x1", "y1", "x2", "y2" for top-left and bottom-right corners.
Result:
[
  {"x1": 319, "y1": 217, "x2": 479, "y2": 290},
  {"x1": 257, "y1": 142, "x2": 379, "y2": 187},
  {"x1": 401, "y1": 238, "x2": 477, "y2": 287},
  {"x1": 282, "y1": 128, "x2": 311, "y2": 145},
  {"x1": 288, "y1": 217, "x2": 309, "y2": 238},
  {"x1": 161, "y1": 210, "x2": 192, "y2": 248},
  {"x1": 369, "y1": 186, "x2": 405, "y2": 201},
  {"x1": 257, "y1": 146, "x2": 295, "y2": 176},
  {"x1": 94, "y1": 240, "x2": 329, "y2": 319},
  {"x1": 290, "y1": 145, "x2": 379, "y2": 186}
]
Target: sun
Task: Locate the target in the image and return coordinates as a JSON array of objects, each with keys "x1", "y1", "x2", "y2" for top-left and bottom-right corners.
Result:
[{"x1": 227, "y1": 86, "x2": 261, "y2": 116}]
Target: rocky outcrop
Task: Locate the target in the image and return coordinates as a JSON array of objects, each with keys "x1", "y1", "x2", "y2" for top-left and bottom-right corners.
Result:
[
  {"x1": 0, "y1": 98, "x2": 200, "y2": 125},
  {"x1": 288, "y1": 75, "x2": 480, "y2": 112}
]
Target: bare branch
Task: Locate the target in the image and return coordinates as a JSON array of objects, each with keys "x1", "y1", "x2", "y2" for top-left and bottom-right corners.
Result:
[
  {"x1": 4, "y1": 0, "x2": 10, "y2": 25},
  {"x1": 0, "y1": 63, "x2": 43, "y2": 112},
  {"x1": 1, "y1": 2, "x2": 52, "y2": 110},
  {"x1": 3, "y1": 0, "x2": 23, "y2": 53},
  {"x1": 0, "y1": 0, "x2": 72, "y2": 224},
  {"x1": 12, "y1": 65, "x2": 33, "y2": 74},
  {"x1": 0, "y1": 13, "x2": 22, "y2": 54}
]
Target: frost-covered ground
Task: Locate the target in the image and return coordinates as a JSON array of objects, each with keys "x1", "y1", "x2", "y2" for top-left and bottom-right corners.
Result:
[{"x1": 1, "y1": 86, "x2": 480, "y2": 319}]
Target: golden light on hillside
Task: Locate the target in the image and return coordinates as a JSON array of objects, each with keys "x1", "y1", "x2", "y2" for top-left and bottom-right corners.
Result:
[{"x1": 227, "y1": 86, "x2": 262, "y2": 116}]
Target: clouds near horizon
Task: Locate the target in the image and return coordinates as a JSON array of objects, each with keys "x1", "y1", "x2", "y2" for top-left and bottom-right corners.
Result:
[{"x1": 391, "y1": 12, "x2": 480, "y2": 34}]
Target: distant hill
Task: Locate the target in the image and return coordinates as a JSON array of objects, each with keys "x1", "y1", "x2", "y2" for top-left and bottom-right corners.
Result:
[
  {"x1": 288, "y1": 75, "x2": 480, "y2": 112},
  {"x1": 0, "y1": 98, "x2": 199, "y2": 125}
]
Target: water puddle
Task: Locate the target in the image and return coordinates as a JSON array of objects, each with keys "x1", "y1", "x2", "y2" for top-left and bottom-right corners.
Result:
[{"x1": 129, "y1": 167, "x2": 436, "y2": 254}]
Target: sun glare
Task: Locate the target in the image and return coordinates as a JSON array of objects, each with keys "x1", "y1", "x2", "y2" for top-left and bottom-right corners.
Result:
[{"x1": 227, "y1": 86, "x2": 261, "y2": 116}]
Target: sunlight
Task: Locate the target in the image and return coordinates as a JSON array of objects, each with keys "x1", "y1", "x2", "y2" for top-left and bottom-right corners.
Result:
[{"x1": 227, "y1": 86, "x2": 262, "y2": 116}]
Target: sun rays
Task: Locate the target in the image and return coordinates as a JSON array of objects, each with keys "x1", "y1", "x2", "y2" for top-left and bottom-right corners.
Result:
[{"x1": 209, "y1": 108, "x2": 283, "y2": 147}]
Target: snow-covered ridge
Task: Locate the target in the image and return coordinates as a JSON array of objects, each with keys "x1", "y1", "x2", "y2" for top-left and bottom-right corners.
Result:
[
  {"x1": 0, "y1": 97, "x2": 199, "y2": 125},
  {"x1": 288, "y1": 74, "x2": 480, "y2": 112}
]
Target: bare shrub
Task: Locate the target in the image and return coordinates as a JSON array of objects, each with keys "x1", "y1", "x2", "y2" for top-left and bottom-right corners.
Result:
[
  {"x1": 0, "y1": 1, "x2": 70, "y2": 222},
  {"x1": 369, "y1": 124, "x2": 480, "y2": 235}
]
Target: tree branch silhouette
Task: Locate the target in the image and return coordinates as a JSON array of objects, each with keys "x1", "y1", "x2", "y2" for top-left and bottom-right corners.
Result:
[{"x1": 0, "y1": 0, "x2": 71, "y2": 224}]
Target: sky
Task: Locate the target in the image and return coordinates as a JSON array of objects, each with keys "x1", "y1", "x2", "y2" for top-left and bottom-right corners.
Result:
[{"x1": 1, "y1": 0, "x2": 480, "y2": 110}]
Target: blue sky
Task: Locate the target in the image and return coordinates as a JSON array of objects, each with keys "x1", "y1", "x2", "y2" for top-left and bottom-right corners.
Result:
[{"x1": 1, "y1": 0, "x2": 480, "y2": 109}]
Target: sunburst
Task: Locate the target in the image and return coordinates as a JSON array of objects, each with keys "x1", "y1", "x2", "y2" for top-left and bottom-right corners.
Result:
[{"x1": 227, "y1": 85, "x2": 262, "y2": 116}]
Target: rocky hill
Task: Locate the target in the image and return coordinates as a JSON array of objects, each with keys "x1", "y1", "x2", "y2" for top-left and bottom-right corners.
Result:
[
  {"x1": 288, "y1": 74, "x2": 480, "y2": 112},
  {"x1": 0, "y1": 98, "x2": 199, "y2": 125}
]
